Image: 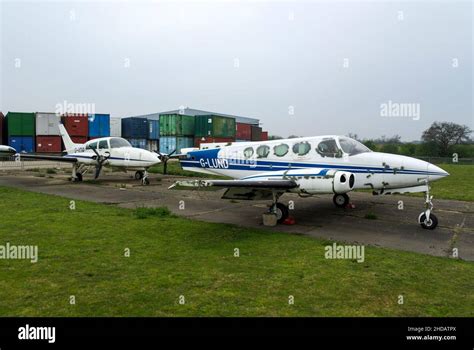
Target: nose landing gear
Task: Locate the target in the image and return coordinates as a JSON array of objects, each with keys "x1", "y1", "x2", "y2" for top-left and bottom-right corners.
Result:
[
  {"x1": 418, "y1": 185, "x2": 438, "y2": 230},
  {"x1": 134, "y1": 170, "x2": 150, "y2": 185}
]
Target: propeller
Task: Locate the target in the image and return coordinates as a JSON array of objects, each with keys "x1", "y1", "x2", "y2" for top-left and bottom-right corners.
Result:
[
  {"x1": 91, "y1": 148, "x2": 111, "y2": 179},
  {"x1": 154, "y1": 149, "x2": 176, "y2": 175}
]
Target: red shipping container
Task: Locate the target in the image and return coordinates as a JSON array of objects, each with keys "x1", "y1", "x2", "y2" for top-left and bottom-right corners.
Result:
[
  {"x1": 70, "y1": 136, "x2": 88, "y2": 144},
  {"x1": 36, "y1": 136, "x2": 62, "y2": 153},
  {"x1": 236, "y1": 123, "x2": 252, "y2": 140},
  {"x1": 261, "y1": 131, "x2": 268, "y2": 141},
  {"x1": 0, "y1": 112, "x2": 5, "y2": 145},
  {"x1": 61, "y1": 114, "x2": 88, "y2": 137},
  {"x1": 194, "y1": 137, "x2": 234, "y2": 148}
]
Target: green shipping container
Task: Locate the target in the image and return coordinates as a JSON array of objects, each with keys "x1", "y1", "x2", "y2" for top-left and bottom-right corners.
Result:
[
  {"x1": 194, "y1": 115, "x2": 236, "y2": 138},
  {"x1": 159, "y1": 114, "x2": 195, "y2": 136},
  {"x1": 6, "y1": 112, "x2": 35, "y2": 136}
]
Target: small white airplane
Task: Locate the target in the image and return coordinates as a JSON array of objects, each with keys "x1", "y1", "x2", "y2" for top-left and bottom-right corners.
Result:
[
  {"x1": 0, "y1": 145, "x2": 17, "y2": 157},
  {"x1": 170, "y1": 136, "x2": 449, "y2": 229},
  {"x1": 18, "y1": 124, "x2": 163, "y2": 185}
]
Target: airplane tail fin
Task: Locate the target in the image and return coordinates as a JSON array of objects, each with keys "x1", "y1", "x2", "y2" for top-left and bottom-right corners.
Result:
[{"x1": 59, "y1": 124, "x2": 79, "y2": 153}]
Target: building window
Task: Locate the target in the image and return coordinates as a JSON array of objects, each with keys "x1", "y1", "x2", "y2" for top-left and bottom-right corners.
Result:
[
  {"x1": 273, "y1": 143, "x2": 289, "y2": 157},
  {"x1": 292, "y1": 142, "x2": 311, "y2": 156}
]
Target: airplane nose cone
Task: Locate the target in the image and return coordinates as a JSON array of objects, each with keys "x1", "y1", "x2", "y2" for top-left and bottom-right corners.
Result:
[{"x1": 427, "y1": 163, "x2": 449, "y2": 180}]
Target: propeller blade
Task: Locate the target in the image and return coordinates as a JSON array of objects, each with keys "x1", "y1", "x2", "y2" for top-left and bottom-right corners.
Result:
[{"x1": 168, "y1": 149, "x2": 177, "y2": 157}]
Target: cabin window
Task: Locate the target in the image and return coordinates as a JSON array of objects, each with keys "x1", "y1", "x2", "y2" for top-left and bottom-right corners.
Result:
[
  {"x1": 98, "y1": 140, "x2": 109, "y2": 149},
  {"x1": 110, "y1": 138, "x2": 131, "y2": 148},
  {"x1": 292, "y1": 142, "x2": 311, "y2": 156},
  {"x1": 316, "y1": 139, "x2": 342, "y2": 158},
  {"x1": 86, "y1": 142, "x2": 98, "y2": 150},
  {"x1": 256, "y1": 145, "x2": 270, "y2": 158},
  {"x1": 243, "y1": 147, "x2": 254, "y2": 158},
  {"x1": 273, "y1": 144, "x2": 289, "y2": 157}
]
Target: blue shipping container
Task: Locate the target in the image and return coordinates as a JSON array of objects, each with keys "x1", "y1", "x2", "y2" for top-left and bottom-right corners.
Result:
[
  {"x1": 159, "y1": 136, "x2": 194, "y2": 154},
  {"x1": 9, "y1": 136, "x2": 34, "y2": 153},
  {"x1": 128, "y1": 138, "x2": 147, "y2": 150},
  {"x1": 122, "y1": 117, "x2": 148, "y2": 139},
  {"x1": 88, "y1": 114, "x2": 110, "y2": 138},
  {"x1": 148, "y1": 119, "x2": 160, "y2": 140}
]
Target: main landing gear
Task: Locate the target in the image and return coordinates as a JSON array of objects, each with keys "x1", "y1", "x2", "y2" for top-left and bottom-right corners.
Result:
[
  {"x1": 134, "y1": 170, "x2": 150, "y2": 185},
  {"x1": 418, "y1": 186, "x2": 438, "y2": 230},
  {"x1": 268, "y1": 192, "x2": 289, "y2": 224},
  {"x1": 71, "y1": 164, "x2": 84, "y2": 182},
  {"x1": 333, "y1": 193, "x2": 350, "y2": 208}
]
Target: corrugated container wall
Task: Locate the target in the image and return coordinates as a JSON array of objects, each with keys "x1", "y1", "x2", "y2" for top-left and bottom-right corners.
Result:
[
  {"x1": 36, "y1": 113, "x2": 61, "y2": 136},
  {"x1": 36, "y1": 136, "x2": 62, "y2": 153},
  {"x1": 6, "y1": 112, "x2": 35, "y2": 136},
  {"x1": 122, "y1": 117, "x2": 148, "y2": 139},
  {"x1": 128, "y1": 138, "x2": 147, "y2": 150},
  {"x1": 251, "y1": 125, "x2": 262, "y2": 141},
  {"x1": 61, "y1": 114, "x2": 89, "y2": 136},
  {"x1": 159, "y1": 114, "x2": 194, "y2": 136},
  {"x1": 9, "y1": 136, "x2": 34, "y2": 153},
  {"x1": 88, "y1": 114, "x2": 110, "y2": 138},
  {"x1": 148, "y1": 119, "x2": 160, "y2": 140},
  {"x1": 71, "y1": 136, "x2": 88, "y2": 144},
  {"x1": 261, "y1": 131, "x2": 268, "y2": 141},
  {"x1": 159, "y1": 136, "x2": 194, "y2": 154},
  {"x1": 0, "y1": 112, "x2": 5, "y2": 145},
  {"x1": 110, "y1": 117, "x2": 122, "y2": 137},
  {"x1": 194, "y1": 115, "x2": 236, "y2": 138},
  {"x1": 146, "y1": 140, "x2": 159, "y2": 152},
  {"x1": 236, "y1": 123, "x2": 252, "y2": 140}
]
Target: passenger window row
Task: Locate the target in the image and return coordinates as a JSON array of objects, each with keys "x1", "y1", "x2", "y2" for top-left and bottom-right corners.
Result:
[{"x1": 242, "y1": 139, "x2": 343, "y2": 159}]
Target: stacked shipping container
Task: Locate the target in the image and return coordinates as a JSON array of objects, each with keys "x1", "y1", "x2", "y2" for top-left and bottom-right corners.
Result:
[
  {"x1": 6, "y1": 112, "x2": 35, "y2": 152},
  {"x1": 159, "y1": 114, "x2": 194, "y2": 154},
  {"x1": 194, "y1": 115, "x2": 235, "y2": 147},
  {"x1": 88, "y1": 114, "x2": 110, "y2": 139},
  {"x1": 122, "y1": 117, "x2": 148, "y2": 149},
  {"x1": 36, "y1": 113, "x2": 62, "y2": 153},
  {"x1": 110, "y1": 117, "x2": 122, "y2": 137},
  {"x1": 61, "y1": 114, "x2": 88, "y2": 145},
  {"x1": 0, "y1": 112, "x2": 4, "y2": 145}
]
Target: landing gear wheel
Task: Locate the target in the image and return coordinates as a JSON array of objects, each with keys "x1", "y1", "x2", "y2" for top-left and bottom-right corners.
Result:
[
  {"x1": 135, "y1": 171, "x2": 144, "y2": 180},
  {"x1": 76, "y1": 173, "x2": 83, "y2": 182},
  {"x1": 142, "y1": 177, "x2": 150, "y2": 186},
  {"x1": 419, "y1": 213, "x2": 438, "y2": 230},
  {"x1": 270, "y1": 203, "x2": 289, "y2": 224},
  {"x1": 333, "y1": 193, "x2": 349, "y2": 208}
]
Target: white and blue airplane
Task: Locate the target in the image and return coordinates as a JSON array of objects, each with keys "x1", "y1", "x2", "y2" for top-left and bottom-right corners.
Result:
[
  {"x1": 170, "y1": 136, "x2": 449, "y2": 229},
  {"x1": 17, "y1": 124, "x2": 163, "y2": 184}
]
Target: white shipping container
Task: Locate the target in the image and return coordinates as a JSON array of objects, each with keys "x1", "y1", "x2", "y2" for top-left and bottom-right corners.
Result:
[
  {"x1": 110, "y1": 117, "x2": 122, "y2": 137},
  {"x1": 36, "y1": 112, "x2": 61, "y2": 135},
  {"x1": 146, "y1": 140, "x2": 159, "y2": 152}
]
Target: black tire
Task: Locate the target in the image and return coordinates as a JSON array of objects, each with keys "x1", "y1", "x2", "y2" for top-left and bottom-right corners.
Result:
[
  {"x1": 76, "y1": 173, "x2": 83, "y2": 182},
  {"x1": 142, "y1": 178, "x2": 150, "y2": 186},
  {"x1": 135, "y1": 171, "x2": 144, "y2": 180},
  {"x1": 333, "y1": 193, "x2": 349, "y2": 208},
  {"x1": 419, "y1": 213, "x2": 438, "y2": 230},
  {"x1": 270, "y1": 203, "x2": 289, "y2": 224}
]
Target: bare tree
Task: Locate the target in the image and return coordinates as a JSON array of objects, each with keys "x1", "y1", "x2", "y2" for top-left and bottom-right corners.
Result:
[{"x1": 422, "y1": 122, "x2": 472, "y2": 156}]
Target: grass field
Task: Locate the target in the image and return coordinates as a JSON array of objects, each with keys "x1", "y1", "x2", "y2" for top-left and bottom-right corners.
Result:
[
  {"x1": 419, "y1": 164, "x2": 474, "y2": 202},
  {"x1": 0, "y1": 186, "x2": 473, "y2": 317}
]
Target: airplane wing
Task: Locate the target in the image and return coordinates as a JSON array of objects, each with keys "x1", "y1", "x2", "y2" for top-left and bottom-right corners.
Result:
[
  {"x1": 18, "y1": 154, "x2": 78, "y2": 163},
  {"x1": 169, "y1": 179, "x2": 298, "y2": 200}
]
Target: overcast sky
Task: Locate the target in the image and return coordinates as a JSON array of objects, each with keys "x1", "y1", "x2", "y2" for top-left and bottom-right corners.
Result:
[{"x1": 0, "y1": 0, "x2": 472, "y2": 141}]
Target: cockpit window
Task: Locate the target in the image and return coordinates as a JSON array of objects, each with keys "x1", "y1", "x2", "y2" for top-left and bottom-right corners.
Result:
[
  {"x1": 98, "y1": 140, "x2": 109, "y2": 149},
  {"x1": 110, "y1": 138, "x2": 132, "y2": 148},
  {"x1": 274, "y1": 144, "x2": 289, "y2": 157},
  {"x1": 292, "y1": 142, "x2": 311, "y2": 156},
  {"x1": 316, "y1": 138, "x2": 342, "y2": 158},
  {"x1": 256, "y1": 145, "x2": 270, "y2": 158},
  {"x1": 243, "y1": 147, "x2": 254, "y2": 158},
  {"x1": 338, "y1": 137, "x2": 371, "y2": 155}
]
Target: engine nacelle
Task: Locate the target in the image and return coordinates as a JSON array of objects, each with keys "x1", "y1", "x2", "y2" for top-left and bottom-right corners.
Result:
[{"x1": 292, "y1": 170, "x2": 355, "y2": 194}]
